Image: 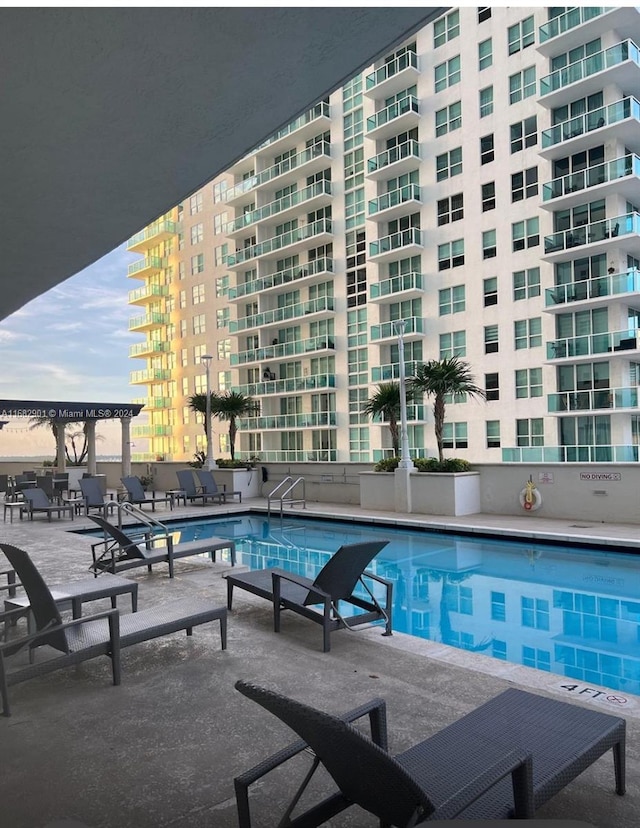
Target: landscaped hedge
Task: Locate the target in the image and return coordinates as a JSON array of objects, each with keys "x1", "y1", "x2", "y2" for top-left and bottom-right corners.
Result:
[{"x1": 373, "y1": 457, "x2": 472, "y2": 473}]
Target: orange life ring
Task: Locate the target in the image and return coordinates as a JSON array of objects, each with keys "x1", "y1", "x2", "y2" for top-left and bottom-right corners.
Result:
[{"x1": 519, "y1": 484, "x2": 542, "y2": 512}]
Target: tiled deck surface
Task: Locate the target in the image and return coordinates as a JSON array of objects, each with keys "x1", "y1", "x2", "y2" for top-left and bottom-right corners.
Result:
[{"x1": 1, "y1": 497, "x2": 639, "y2": 828}]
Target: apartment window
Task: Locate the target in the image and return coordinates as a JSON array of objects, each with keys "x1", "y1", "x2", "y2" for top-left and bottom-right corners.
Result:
[
  {"x1": 218, "y1": 370, "x2": 231, "y2": 391},
  {"x1": 178, "y1": 261, "x2": 186, "y2": 281},
  {"x1": 478, "y1": 6, "x2": 491, "y2": 23},
  {"x1": 435, "y1": 101, "x2": 462, "y2": 137},
  {"x1": 214, "y1": 243, "x2": 228, "y2": 266},
  {"x1": 522, "y1": 596, "x2": 549, "y2": 630},
  {"x1": 480, "y1": 134, "x2": 494, "y2": 165},
  {"x1": 436, "y1": 147, "x2": 462, "y2": 181},
  {"x1": 512, "y1": 217, "x2": 539, "y2": 251},
  {"x1": 516, "y1": 368, "x2": 543, "y2": 399},
  {"x1": 486, "y1": 420, "x2": 501, "y2": 448},
  {"x1": 216, "y1": 274, "x2": 230, "y2": 297},
  {"x1": 439, "y1": 285, "x2": 465, "y2": 315},
  {"x1": 440, "y1": 330, "x2": 466, "y2": 359},
  {"x1": 190, "y1": 253, "x2": 204, "y2": 275},
  {"x1": 479, "y1": 86, "x2": 493, "y2": 118},
  {"x1": 437, "y1": 239, "x2": 465, "y2": 271},
  {"x1": 216, "y1": 307, "x2": 230, "y2": 329},
  {"x1": 192, "y1": 314, "x2": 205, "y2": 335},
  {"x1": 180, "y1": 348, "x2": 188, "y2": 367},
  {"x1": 213, "y1": 212, "x2": 227, "y2": 235},
  {"x1": 190, "y1": 223, "x2": 203, "y2": 245},
  {"x1": 437, "y1": 193, "x2": 464, "y2": 226},
  {"x1": 482, "y1": 229, "x2": 497, "y2": 259},
  {"x1": 213, "y1": 180, "x2": 227, "y2": 203},
  {"x1": 510, "y1": 116, "x2": 537, "y2": 153},
  {"x1": 511, "y1": 167, "x2": 538, "y2": 201},
  {"x1": 442, "y1": 422, "x2": 468, "y2": 449},
  {"x1": 217, "y1": 338, "x2": 231, "y2": 360},
  {"x1": 517, "y1": 418, "x2": 544, "y2": 447},
  {"x1": 485, "y1": 373, "x2": 499, "y2": 401},
  {"x1": 434, "y1": 55, "x2": 461, "y2": 93},
  {"x1": 165, "y1": 295, "x2": 175, "y2": 313},
  {"x1": 189, "y1": 193, "x2": 203, "y2": 214},
  {"x1": 514, "y1": 317, "x2": 542, "y2": 349},
  {"x1": 192, "y1": 283, "x2": 205, "y2": 305},
  {"x1": 508, "y1": 16, "x2": 535, "y2": 55},
  {"x1": 434, "y1": 9, "x2": 459, "y2": 48},
  {"x1": 484, "y1": 324, "x2": 499, "y2": 353},
  {"x1": 483, "y1": 277, "x2": 497, "y2": 306},
  {"x1": 481, "y1": 182, "x2": 495, "y2": 212},
  {"x1": 478, "y1": 38, "x2": 492, "y2": 71},
  {"x1": 513, "y1": 267, "x2": 540, "y2": 300},
  {"x1": 509, "y1": 67, "x2": 536, "y2": 105}
]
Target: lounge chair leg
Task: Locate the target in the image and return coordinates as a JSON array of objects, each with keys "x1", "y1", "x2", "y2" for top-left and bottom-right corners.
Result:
[
  {"x1": 0, "y1": 652, "x2": 10, "y2": 717},
  {"x1": 614, "y1": 738, "x2": 626, "y2": 795},
  {"x1": 186, "y1": 626, "x2": 193, "y2": 636},
  {"x1": 219, "y1": 612, "x2": 227, "y2": 650},
  {"x1": 227, "y1": 581, "x2": 234, "y2": 610}
]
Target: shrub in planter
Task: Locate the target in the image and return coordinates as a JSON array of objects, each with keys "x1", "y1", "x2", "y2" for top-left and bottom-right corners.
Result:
[
  {"x1": 374, "y1": 457, "x2": 401, "y2": 472},
  {"x1": 414, "y1": 457, "x2": 471, "y2": 473},
  {"x1": 216, "y1": 458, "x2": 256, "y2": 469}
]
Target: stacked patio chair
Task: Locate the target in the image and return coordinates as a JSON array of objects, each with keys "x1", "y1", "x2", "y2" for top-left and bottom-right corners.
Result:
[{"x1": 195, "y1": 468, "x2": 242, "y2": 503}]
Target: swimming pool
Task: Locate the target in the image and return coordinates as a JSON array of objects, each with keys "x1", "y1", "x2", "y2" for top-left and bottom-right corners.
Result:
[{"x1": 90, "y1": 513, "x2": 640, "y2": 695}]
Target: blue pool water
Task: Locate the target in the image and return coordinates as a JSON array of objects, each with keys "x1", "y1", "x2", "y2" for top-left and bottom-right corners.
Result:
[{"x1": 92, "y1": 513, "x2": 640, "y2": 695}]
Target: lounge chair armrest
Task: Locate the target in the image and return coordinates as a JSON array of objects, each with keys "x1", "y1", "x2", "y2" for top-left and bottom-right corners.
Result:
[
  {"x1": 361, "y1": 569, "x2": 393, "y2": 588},
  {"x1": 1, "y1": 607, "x2": 120, "y2": 657},
  {"x1": 271, "y1": 568, "x2": 330, "y2": 601}
]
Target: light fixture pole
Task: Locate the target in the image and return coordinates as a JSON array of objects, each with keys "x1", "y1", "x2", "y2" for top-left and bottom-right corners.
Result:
[
  {"x1": 394, "y1": 320, "x2": 413, "y2": 469},
  {"x1": 201, "y1": 354, "x2": 216, "y2": 470}
]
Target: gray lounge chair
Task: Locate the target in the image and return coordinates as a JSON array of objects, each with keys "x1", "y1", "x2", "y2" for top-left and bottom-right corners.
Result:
[
  {"x1": 0, "y1": 544, "x2": 227, "y2": 717},
  {"x1": 88, "y1": 514, "x2": 236, "y2": 578},
  {"x1": 79, "y1": 477, "x2": 118, "y2": 518},
  {"x1": 120, "y1": 476, "x2": 173, "y2": 511},
  {"x1": 233, "y1": 680, "x2": 626, "y2": 826},
  {"x1": 176, "y1": 469, "x2": 223, "y2": 505},
  {"x1": 195, "y1": 468, "x2": 242, "y2": 503},
  {"x1": 21, "y1": 488, "x2": 75, "y2": 521},
  {"x1": 225, "y1": 540, "x2": 392, "y2": 652}
]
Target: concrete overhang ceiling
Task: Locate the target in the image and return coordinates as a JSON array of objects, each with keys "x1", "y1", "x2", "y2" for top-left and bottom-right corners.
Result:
[{"x1": 0, "y1": 6, "x2": 448, "y2": 322}]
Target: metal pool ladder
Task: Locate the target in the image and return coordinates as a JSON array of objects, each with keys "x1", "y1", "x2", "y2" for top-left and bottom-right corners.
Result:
[{"x1": 267, "y1": 476, "x2": 306, "y2": 519}]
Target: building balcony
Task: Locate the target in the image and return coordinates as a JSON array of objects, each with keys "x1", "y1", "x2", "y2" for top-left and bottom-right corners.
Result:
[
  {"x1": 368, "y1": 227, "x2": 423, "y2": 262},
  {"x1": 366, "y1": 95, "x2": 419, "y2": 140},
  {"x1": 225, "y1": 181, "x2": 332, "y2": 236},
  {"x1": 539, "y1": 40, "x2": 640, "y2": 109},
  {"x1": 252, "y1": 100, "x2": 331, "y2": 157},
  {"x1": 131, "y1": 424, "x2": 173, "y2": 438},
  {"x1": 228, "y1": 258, "x2": 333, "y2": 300},
  {"x1": 229, "y1": 297, "x2": 335, "y2": 333},
  {"x1": 245, "y1": 449, "x2": 338, "y2": 462},
  {"x1": 127, "y1": 256, "x2": 167, "y2": 280},
  {"x1": 502, "y1": 445, "x2": 639, "y2": 463},
  {"x1": 234, "y1": 373, "x2": 336, "y2": 397},
  {"x1": 132, "y1": 396, "x2": 172, "y2": 409},
  {"x1": 544, "y1": 268, "x2": 640, "y2": 311},
  {"x1": 227, "y1": 219, "x2": 333, "y2": 268},
  {"x1": 129, "y1": 340, "x2": 170, "y2": 359},
  {"x1": 230, "y1": 334, "x2": 335, "y2": 366},
  {"x1": 365, "y1": 51, "x2": 420, "y2": 98},
  {"x1": 548, "y1": 386, "x2": 640, "y2": 414},
  {"x1": 538, "y1": 7, "x2": 639, "y2": 56},
  {"x1": 543, "y1": 212, "x2": 640, "y2": 262},
  {"x1": 542, "y1": 153, "x2": 640, "y2": 210},
  {"x1": 367, "y1": 139, "x2": 420, "y2": 180},
  {"x1": 126, "y1": 220, "x2": 178, "y2": 252},
  {"x1": 367, "y1": 183, "x2": 421, "y2": 221},
  {"x1": 540, "y1": 97, "x2": 640, "y2": 160},
  {"x1": 128, "y1": 312, "x2": 169, "y2": 332},
  {"x1": 370, "y1": 316, "x2": 424, "y2": 342},
  {"x1": 546, "y1": 328, "x2": 640, "y2": 361},
  {"x1": 237, "y1": 412, "x2": 337, "y2": 431},
  {"x1": 369, "y1": 272, "x2": 423, "y2": 302},
  {"x1": 127, "y1": 284, "x2": 169, "y2": 306},
  {"x1": 371, "y1": 360, "x2": 419, "y2": 382},
  {"x1": 129, "y1": 368, "x2": 171, "y2": 385}
]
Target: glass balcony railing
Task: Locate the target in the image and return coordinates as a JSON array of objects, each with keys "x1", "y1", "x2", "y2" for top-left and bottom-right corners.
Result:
[
  {"x1": 225, "y1": 142, "x2": 331, "y2": 201},
  {"x1": 368, "y1": 139, "x2": 420, "y2": 174},
  {"x1": 131, "y1": 424, "x2": 173, "y2": 438},
  {"x1": 541, "y1": 96, "x2": 640, "y2": 149},
  {"x1": 368, "y1": 183, "x2": 421, "y2": 215},
  {"x1": 127, "y1": 284, "x2": 168, "y2": 303},
  {"x1": 366, "y1": 51, "x2": 419, "y2": 89},
  {"x1": 235, "y1": 373, "x2": 336, "y2": 396},
  {"x1": 539, "y1": 7, "x2": 610, "y2": 43},
  {"x1": 228, "y1": 219, "x2": 332, "y2": 266},
  {"x1": 548, "y1": 386, "x2": 640, "y2": 412},
  {"x1": 129, "y1": 340, "x2": 170, "y2": 358},
  {"x1": 128, "y1": 312, "x2": 169, "y2": 330},
  {"x1": 254, "y1": 100, "x2": 330, "y2": 151},
  {"x1": 371, "y1": 361, "x2": 419, "y2": 382},
  {"x1": 369, "y1": 227, "x2": 422, "y2": 257},
  {"x1": 502, "y1": 445, "x2": 639, "y2": 463},
  {"x1": 547, "y1": 327, "x2": 639, "y2": 359},
  {"x1": 126, "y1": 220, "x2": 177, "y2": 250},
  {"x1": 226, "y1": 180, "x2": 331, "y2": 233},
  {"x1": 132, "y1": 397, "x2": 172, "y2": 409},
  {"x1": 545, "y1": 268, "x2": 640, "y2": 307},
  {"x1": 239, "y1": 449, "x2": 338, "y2": 462},
  {"x1": 543, "y1": 153, "x2": 639, "y2": 201},
  {"x1": 366, "y1": 95, "x2": 419, "y2": 132},
  {"x1": 540, "y1": 40, "x2": 640, "y2": 97},
  {"x1": 129, "y1": 368, "x2": 171, "y2": 384},
  {"x1": 229, "y1": 258, "x2": 333, "y2": 300},
  {"x1": 544, "y1": 212, "x2": 640, "y2": 254},
  {"x1": 230, "y1": 334, "x2": 335, "y2": 366},
  {"x1": 127, "y1": 256, "x2": 166, "y2": 278},
  {"x1": 229, "y1": 297, "x2": 335, "y2": 333},
  {"x1": 238, "y1": 412, "x2": 337, "y2": 430},
  {"x1": 370, "y1": 272, "x2": 423, "y2": 300},
  {"x1": 370, "y1": 316, "x2": 423, "y2": 340}
]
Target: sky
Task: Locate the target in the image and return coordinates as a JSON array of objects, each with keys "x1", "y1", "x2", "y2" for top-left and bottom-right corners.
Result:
[{"x1": 0, "y1": 244, "x2": 140, "y2": 457}]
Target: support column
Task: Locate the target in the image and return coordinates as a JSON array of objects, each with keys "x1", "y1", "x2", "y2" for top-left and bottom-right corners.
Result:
[
  {"x1": 394, "y1": 465, "x2": 413, "y2": 514},
  {"x1": 121, "y1": 417, "x2": 132, "y2": 479},
  {"x1": 56, "y1": 422, "x2": 66, "y2": 472},
  {"x1": 86, "y1": 420, "x2": 97, "y2": 475}
]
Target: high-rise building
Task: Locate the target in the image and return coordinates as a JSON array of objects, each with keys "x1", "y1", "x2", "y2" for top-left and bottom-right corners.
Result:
[{"x1": 127, "y1": 7, "x2": 640, "y2": 466}]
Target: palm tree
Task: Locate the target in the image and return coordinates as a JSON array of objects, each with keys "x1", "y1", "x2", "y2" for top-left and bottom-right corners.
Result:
[
  {"x1": 211, "y1": 391, "x2": 257, "y2": 461},
  {"x1": 408, "y1": 357, "x2": 485, "y2": 463},
  {"x1": 28, "y1": 417, "x2": 96, "y2": 465},
  {"x1": 188, "y1": 392, "x2": 213, "y2": 443},
  {"x1": 362, "y1": 382, "x2": 407, "y2": 456}
]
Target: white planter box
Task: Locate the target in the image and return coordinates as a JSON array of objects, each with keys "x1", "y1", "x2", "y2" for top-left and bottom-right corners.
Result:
[
  {"x1": 360, "y1": 470, "x2": 481, "y2": 516},
  {"x1": 215, "y1": 467, "x2": 261, "y2": 499}
]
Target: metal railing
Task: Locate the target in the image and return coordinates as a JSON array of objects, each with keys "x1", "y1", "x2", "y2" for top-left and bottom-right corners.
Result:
[{"x1": 267, "y1": 476, "x2": 306, "y2": 519}]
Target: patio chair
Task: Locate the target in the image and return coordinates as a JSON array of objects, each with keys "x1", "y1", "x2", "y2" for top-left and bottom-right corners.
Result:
[
  {"x1": 233, "y1": 680, "x2": 626, "y2": 827},
  {"x1": 196, "y1": 468, "x2": 242, "y2": 503},
  {"x1": 120, "y1": 476, "x2": 173, "y2": 511},
  {"x1": 176, "y1": 469, "x2": 224, "y2": 505},
  {"x1": 79, "y1": 477, "x2": 118, "y2": 518},
  {"x1": 0, "y1": 544, "x2": 227, "y2": 717},
  {"x1": 225, "y1": 540, "x2": 392, "y2": 652},
  {"x1": 88, "y1": 514, "x2": 236, "y2": 578},
  {"x1": 21, "y1": 488, "x2": 75, "y2": 521}
]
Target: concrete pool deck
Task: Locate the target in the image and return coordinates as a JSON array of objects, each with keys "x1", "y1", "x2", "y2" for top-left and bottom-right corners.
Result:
[{"x1": 1, "y1": 497, "x2": 639, "y2": 828}]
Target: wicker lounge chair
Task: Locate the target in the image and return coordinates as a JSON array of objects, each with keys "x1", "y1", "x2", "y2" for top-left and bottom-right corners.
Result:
[
  {"x1": 0, "y1": 544, "x2": 227, "y2": 717},
  {"x1": 120, "y1": 476, "x2": 173, "y2": 511},
  {"x1": 88, "y1": 514, "x2": 236, "y2": 578},
  {"x1": 176, "y1": 469, "x2": 224, "y2": 505},
  {"x1": 233, "y1": 680, "x2": 626, "y2": 826},
  {"x1": 79, "y1": 477, "x2": 118, "y2": 518},
  {"x1": 225, "y1": 540, "x2": 392, "y2": 652},
  {"x1": 195, "y1": 468, "x2": 242, "y2": 503},
  {"x1": 21, "y1": 488, "x2": 75, "y2": 521}
]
